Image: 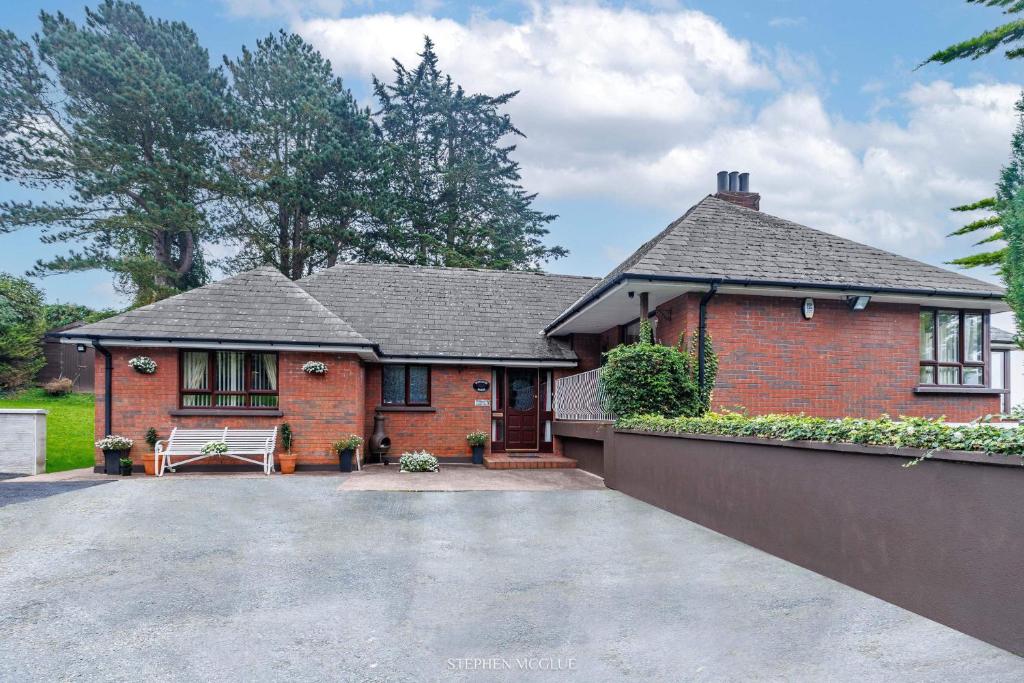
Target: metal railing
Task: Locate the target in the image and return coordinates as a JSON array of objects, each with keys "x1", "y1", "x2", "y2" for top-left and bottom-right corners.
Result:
[{"x1": 554, "y1": 368, "x2": 614, "y2": 421}]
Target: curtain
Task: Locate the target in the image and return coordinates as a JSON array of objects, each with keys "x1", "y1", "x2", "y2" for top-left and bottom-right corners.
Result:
[
  {"x1": 251, "y1": 353, "x2": 277, "y2": 391},
  {"x1": 182, "y1": 352, "x2": 208, "y2": 390}
]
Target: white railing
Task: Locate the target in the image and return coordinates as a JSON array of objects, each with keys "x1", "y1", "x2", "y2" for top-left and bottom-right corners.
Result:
[{"x1": 555, "y1": 368, "x2": 614, "y2": 421}]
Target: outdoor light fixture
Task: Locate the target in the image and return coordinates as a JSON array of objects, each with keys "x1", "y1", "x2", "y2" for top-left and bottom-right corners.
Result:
[
  {"x1": 76, "y1": 344, "x2": 87, "y2": 353},
  {"x1": 847, "y1": 295, "x2": 871, "y2": 311}
]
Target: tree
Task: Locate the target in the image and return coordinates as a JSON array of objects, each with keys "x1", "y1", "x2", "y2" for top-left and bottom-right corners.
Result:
[
  {"x1": 0, "y1": 274, "x2": 46, "y2": 392},
  {"x1": 43, "y1": 303, "x2": 120, "y2": 329},
  {"x1": 222, "y1": 31, "x2": 380, "y2": 279},
  {"x1": 0, "y1": 1, "x2": 230, "y2": 304},
  {"x1": 946, "y1": 198, "x2": 1004, "y2": 269},
  {"x1": 370, "y1": 37, "x2": 566, "y2": 269},
  {"x1": 921, "y1": 1, "x2": 1024, "y2": 66}
]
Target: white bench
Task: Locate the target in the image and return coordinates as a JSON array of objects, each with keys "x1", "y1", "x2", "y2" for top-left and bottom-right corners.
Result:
[{"x1": 155, "y1": 427, "x2": 278, "y2": 476}]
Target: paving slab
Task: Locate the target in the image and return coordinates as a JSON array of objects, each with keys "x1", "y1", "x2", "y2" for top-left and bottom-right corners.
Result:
[
  {"x1": 340, "y1": 464, "x2": 605, "y2": 491},
  {"x1": 0, "y1": 478, "x2": 1020, "y2": 682}
]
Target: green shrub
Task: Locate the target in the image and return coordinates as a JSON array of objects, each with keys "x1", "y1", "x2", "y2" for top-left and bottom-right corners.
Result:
[
  {"x1": 616, "y1": 412, "x2": 1024, "y2": 464},
  {"x1": 0, "y1": 274, "x2": 45, "y2": 392},
  {"x1": 399, "y1": 450, "x2": 439, "y2": 472},
  {"x1": 145, "y1": 427, "x2": 159, "y2": 447},
  {"x1": 601, "y1": 321, "x2": 716, "y2": 418},
  {"x1": 333, "y1": 435, "x2": 363, "y2": 453}
]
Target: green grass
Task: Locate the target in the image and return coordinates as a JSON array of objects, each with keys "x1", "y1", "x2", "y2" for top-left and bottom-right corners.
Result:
[{"x1": 0, "y1": 389, "x2": 95, "y2": 472}]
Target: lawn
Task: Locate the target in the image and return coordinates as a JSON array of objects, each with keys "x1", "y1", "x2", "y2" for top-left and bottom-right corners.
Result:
[{"x1": 0, "y1": 389, "x2": 94, "y2": 472}]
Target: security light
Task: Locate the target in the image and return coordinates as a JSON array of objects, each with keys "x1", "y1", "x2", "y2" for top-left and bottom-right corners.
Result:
[
  {"x1": 76, "y1": 344, "x2": 87, "y2": 353},
  {"x1": 847, "y1": 295, "x2": 870, "y2": 311}
]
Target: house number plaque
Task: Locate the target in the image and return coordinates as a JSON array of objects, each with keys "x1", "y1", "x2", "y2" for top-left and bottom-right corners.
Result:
[{"x1": 473, "y1": 379, "x2": 490, "y2": 392}]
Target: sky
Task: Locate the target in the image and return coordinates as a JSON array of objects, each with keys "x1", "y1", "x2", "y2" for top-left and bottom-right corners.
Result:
[{"x1": 2, "y1": 0, "x2": 1023, "y2": 316}]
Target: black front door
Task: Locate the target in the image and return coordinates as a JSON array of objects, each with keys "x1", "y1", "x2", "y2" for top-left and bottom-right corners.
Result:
[{"x1": 504, "y1": 368, "x2": 538, "y2": 450}]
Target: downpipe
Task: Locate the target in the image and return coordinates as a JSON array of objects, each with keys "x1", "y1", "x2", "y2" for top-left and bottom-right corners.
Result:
[
  {"x1": 93, "y1": 340, "x2": 113, "y2": 437},
  {"x1": 697, "y1": 283, "x2": 719, "y2": 394}
]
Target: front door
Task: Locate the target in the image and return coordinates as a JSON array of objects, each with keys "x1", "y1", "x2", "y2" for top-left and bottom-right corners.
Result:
[{"x1": 505, "y1": 368, "x2": 539, "y2": 450}]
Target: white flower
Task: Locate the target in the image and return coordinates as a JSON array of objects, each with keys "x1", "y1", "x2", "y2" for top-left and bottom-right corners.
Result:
[
  {"x1": 303, "y1": 360, "x2": 328, "y2": 375},
  {"x1": 128, "y1": 356, "x2": 157, "y2": 374},
  {"x1": 952, "y1": 431, "x2": 964, "y2": 440},
  {"x1": 905, "y1": 426, "x2": 915, "y2": 435}
]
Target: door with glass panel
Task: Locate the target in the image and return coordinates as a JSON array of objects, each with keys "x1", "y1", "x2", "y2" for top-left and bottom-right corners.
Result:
[{"x1": 504, "y1": 368, "x2": 539, "y2": 450}]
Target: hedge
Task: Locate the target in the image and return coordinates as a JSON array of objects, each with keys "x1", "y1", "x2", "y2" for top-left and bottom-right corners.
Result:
[{"x1": 615, "y1": 413, "x2": 1024, "y2": 464}]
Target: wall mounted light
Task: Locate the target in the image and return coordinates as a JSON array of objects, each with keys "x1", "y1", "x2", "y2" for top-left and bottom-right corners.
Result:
[
  {"x1": 75, "y1": 344, "x2": 87, "y2": 353},
  {"x1": 802, "y1": 298, "x2": 815, "y2": 320},
  {"x1": 847, "y1": 295, "x2": 871, "y2": 311}
]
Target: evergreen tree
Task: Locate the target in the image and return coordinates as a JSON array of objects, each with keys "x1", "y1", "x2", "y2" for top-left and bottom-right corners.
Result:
[
  {"x1": 921, "y1": 1, "x2": 1024, "y2": 66},
  {"x1": 222, "y1": 31, "x2": 380, "y2": 279},
  {"x1": 0, "y1": 274, "x2": 45, "y2": 391},
  {"x1": 370, "y1": 37, "x2": 566, "y2": 269},
  {"x1": 0, "y1": 1, "x2": 229, "y2": 304}
]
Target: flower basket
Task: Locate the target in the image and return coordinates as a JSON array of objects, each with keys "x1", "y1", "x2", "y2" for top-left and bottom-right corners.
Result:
[
  {"x1": 96, "y1": 435, "x2": 133, "y2": 475},
  {"x1": 302, "y1": 361, "x2": 328, "y2": 375},
  {"x1": 128, "y1": 356, "x2": 157, "y2": 374},
  {"x1": 333, "y1": 435, "x2": 363, "y2": 472},
  {"x1": 467, "y1": 431, "x2": 487, "y2": 465}
]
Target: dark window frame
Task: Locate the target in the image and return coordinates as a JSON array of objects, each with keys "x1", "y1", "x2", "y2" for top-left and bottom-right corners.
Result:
[
  {"x1": 178, "y1": 350, "x2": 279, "y2": 409},
  {"x1": 918, "y1": 308, "x2": 989, "y2": 387},
  {"x1": 381, "y1": 364, "x2": 432, "y2": 406}
]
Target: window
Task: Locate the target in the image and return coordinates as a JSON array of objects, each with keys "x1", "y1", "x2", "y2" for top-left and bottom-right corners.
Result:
[
  {"x1": 180, "y1": 351, "x2": 278, "y2": 408},
  {"x1": 919, "y1": 309, "x2": 986, "y2": 386},
  {"x1": 382, "y1": 365, "x2": 430, "y2": 405}
]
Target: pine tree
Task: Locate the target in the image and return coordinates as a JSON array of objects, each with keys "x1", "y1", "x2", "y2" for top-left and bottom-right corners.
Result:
[
  {"x1": 370, "y1": 37, "x2": 566, "y2": 269},
  {"x1": 222, "y1": 31, "x2": 380, "y2": 279},
  {"x1": 0, "y1": 274, "x2": 45, "y2": 391},
  {"x1": 921, "y1": 1, "x2": 1024, "y2": 66},
  {"x1": 0, "y1": 1, "x2": 229, "y2": 304}
]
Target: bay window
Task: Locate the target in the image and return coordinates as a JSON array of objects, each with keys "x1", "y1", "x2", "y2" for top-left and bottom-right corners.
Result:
[
  {"x1": 180, "y1": 351, "x2": 278, "y2": 408},
  {"x1": 919, "y1": 309, "x2": 987, "y2": 386}
]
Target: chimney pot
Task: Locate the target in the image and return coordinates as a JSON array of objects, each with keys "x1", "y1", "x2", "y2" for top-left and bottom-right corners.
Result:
[
  {"x1": 728, "y1": 171, "x2": 739, "y2": 192},
  {"x1": 713, "y1": 170, "x2": 760, "y2": 211},
  {"x1": 738, "y1": 172, "x2": 750, "y2": 192},
  {"x1": 716, "y1": 171, "x2": 728, "y2": 193}
]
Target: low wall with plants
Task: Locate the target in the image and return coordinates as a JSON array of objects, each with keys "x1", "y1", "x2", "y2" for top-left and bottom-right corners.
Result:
[{"x1": 604, "y1": 418, "x2": 1024, "y2": 656}]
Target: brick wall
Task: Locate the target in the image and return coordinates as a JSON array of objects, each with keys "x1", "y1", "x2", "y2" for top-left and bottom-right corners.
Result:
[
  {"x1": 363, "y1": 364, "x2": 493, "y2": 458},
  {"x1": 605, "y1": 292, "x2": 1000, "y2": 421},
  {"x1": 95, "y1": 348, "x2": 365, "y2": 469}
]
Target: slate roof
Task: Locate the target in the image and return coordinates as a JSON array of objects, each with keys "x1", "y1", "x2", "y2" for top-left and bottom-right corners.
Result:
[
  {"x1": 548, "y1": 195, "x2": 1004, "y2": 331},
  {"x1": 992, "y1": 326, "x2": 1016, "y2": 345},
  {"x1": 60, "y1": 266, "x2": 372, "y2": 347},
  {"x1": 298, "y1": 264, "x2": 599, "y2": 360}
]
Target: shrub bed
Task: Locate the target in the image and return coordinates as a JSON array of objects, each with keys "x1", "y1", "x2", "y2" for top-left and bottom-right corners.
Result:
[{"x1": 616, "y1": 412, "x2": 1024, "y2": 460}]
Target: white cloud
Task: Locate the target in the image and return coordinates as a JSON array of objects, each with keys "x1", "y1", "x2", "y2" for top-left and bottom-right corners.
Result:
[
  {"x1": 292, "y1": 3, "x2": 1022, "y2": 259},
  {"x1": 223, "y1": 0, "x2": 349, "y2": 19},
  {"x1": 768, "y1": 17, "x2": 807, "y2": 29}
]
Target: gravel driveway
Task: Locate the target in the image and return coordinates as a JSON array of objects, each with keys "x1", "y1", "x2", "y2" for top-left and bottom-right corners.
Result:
[{"x1": 0, "y1": 477, "x2": 1020, "y2": 681}]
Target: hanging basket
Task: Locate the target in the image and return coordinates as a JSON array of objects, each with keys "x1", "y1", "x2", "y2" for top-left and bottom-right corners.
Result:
[
  {"x1": 302, "y1": 361, "x2": 328, "y2": 375},
  {"x1": 128, "y1": 356, "x2": 157, "y2": 374}
]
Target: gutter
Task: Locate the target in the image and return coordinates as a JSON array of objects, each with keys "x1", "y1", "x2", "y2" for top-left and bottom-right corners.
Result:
[
  {"x1": 697, "y1": 283, "x2": 719, "y2": 393},
  {"x1": 93, "y1": 341, "x2": 113, "y2": 437},
  {"x1": 543, "y1": 272, "x2": 1006, "y2": 334}
]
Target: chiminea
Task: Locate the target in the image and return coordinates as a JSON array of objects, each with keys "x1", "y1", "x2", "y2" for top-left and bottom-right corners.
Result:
[{"x1": 370, "y1": 413, "x2": 392, "y2": 465}]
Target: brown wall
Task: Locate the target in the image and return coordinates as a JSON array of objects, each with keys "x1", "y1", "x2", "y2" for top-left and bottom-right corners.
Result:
[
  {"x1": 96, "y1": 347, "x2": 365, "y2": 469},
  {"x1": 602, "y1": 429, "x2": 1024, "y2": 656},
  {"x1": 40, "y1": 340, "x2": 94, "y2": 392},
  {"x1": 595, "y1": 292, "x2": 1001, "y2": 421}
]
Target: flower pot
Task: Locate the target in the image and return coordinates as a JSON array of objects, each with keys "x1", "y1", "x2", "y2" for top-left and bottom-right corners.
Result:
[
  {"x1": 338, "y1": 448, "x2": 354, "y2": 472},
  {"x1": 143, "y1": 458, "x2": 156, "y2": 476},
  {"x1": 279, "y1": 453, "x2": 297, "y2": 474},
  {"x1": 471, "y1": 445, "x2": 484, "y2": 465},
  {"x1": 119, "y1": 462, "x2": 133, "y2": 477},
  {"x1": 103, "y1": 449, "x2": 127, "y2": 475}
]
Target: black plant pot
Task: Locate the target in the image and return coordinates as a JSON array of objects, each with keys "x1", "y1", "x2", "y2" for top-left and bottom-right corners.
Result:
[
  {"x1": 471, "y1": 445, "x2": 484, "y2": 465},
  {"x1": 103, "y1": 449, "x2": 127, "y2": 475},
  {"x1": 119, "y1": 463, "x2": 133, "y2": 477},
  {"x1": 338, "y1": 448, "x2": 354, "y2": 472}
]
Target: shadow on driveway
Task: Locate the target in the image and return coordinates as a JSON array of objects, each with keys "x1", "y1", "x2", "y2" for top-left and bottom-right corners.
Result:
[{"x1": 0, "y1": 480, "x2": 114, "y2": 508}]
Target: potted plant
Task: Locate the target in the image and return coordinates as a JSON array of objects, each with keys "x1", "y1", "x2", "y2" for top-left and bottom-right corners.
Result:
[
  {"x1": 467, "y1": 431, "x2": 487, "y2": 465},
  {"x1": 143, "y1": 428, "x2": 159, "y2": 475},
  {"x1": 333, "y1": 435, "x2": 363, "y2": 472},
  {"x1": 118, "y1": 456, "x2": 133, "y2": 477},
  {"x1": 302, "y1": 360, "x2": 328, "y2": 375},
  {"x1": 399, "y1": 450, "x2": 439, "y2": 472},
  {"x1": 279, "y1": 423, "x2": 296, "y2": 474},
  {"x1": 128, "y1": 356, "x2": 157, "y2": 374},
  {"x1": 96, "y1": 435, "x2": 133, "y2": 475}
]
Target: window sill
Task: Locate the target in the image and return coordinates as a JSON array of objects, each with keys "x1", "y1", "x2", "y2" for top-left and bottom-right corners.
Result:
[
  {"x1": 169, "y1": 409, "x2": 284, "y2": 417},
  {"x1": 375, "y1": 405, "x2": 436, "y2": 413},
  {"x1": 913, "y1": 386, "x2": 1007, "y2": 395}
]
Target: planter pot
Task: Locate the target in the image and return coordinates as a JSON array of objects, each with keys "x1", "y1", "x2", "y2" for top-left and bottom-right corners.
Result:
[
  {"x1": 471, "y1": 445, "x2": 484, "y2": 465},
  {"x1": 143, "y1": 458, "x2": 156, "y2": 476},
  {"x1": 279, "y1": 453, "x2": 297, "y2": 475},
  {"x1": 119, "y1": 463, "x2": 133, "y2": 477},
  {"x1": 338, "y1": 449, "x2": 354, "y2": 472},
  {"x1": 103, "y1": 449, "x2": 127, "y2": 475}
]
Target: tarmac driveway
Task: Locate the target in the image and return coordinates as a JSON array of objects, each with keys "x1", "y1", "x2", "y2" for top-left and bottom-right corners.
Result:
[{"x1": 0, "y1": 477, "x2": 1020, "y2": 681}]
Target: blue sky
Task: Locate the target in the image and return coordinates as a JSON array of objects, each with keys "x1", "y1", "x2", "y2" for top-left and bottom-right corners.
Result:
[{"x1": 2, "y1": 0, "x2": 1022, "y2": 309}]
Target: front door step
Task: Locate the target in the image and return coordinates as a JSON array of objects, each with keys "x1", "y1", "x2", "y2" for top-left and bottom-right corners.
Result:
[{"x1": 483, "y1": 454, "x2": 577, "y2": 470}]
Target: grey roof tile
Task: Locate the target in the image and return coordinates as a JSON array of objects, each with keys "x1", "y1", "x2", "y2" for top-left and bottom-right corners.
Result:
[
  {"x1": 298, "y1": 264, "x2": 598, "y2": 360},
  {"x1": 65, "y1": 266, "x2": 371, "y2": 347}
]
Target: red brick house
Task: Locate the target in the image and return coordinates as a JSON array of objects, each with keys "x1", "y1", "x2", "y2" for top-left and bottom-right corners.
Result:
[{"x1": 57, "y1": 173, "x2": 1008, "y2": 471}]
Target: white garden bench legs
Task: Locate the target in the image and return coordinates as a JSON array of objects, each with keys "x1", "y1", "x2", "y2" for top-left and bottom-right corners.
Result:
[{"x1": 154, "y1": 427, "x2": 278, "y2": 476}]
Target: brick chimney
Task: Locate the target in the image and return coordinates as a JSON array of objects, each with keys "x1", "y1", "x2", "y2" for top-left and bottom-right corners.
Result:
[{"x1": 714, "y1": 171, "x2": 760, "y2": 210}]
